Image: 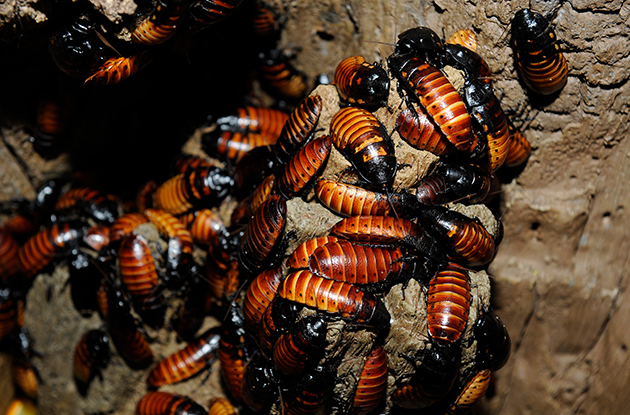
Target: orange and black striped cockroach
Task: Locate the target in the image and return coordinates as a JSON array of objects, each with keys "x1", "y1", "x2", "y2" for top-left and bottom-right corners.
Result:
[
  {"x1": 460, "y1": 78, "x2": 511, "y2": 173},
  {"x1": 84, "y1": 50, "x2": 153, "y2": 85},
  {"x1": 258, "y1": 296, "x2": 300, "y2": 357},
  {"x1": 54, "y1": 187, "x2": 120, "y2": 224},
  {"x1": 205, "y1": 245, "x2": 241, "y2": 307},
  {"x1": 510, "y1": 8, "x2": 568, "y2": 96},
  {"x1": 213, "y1": 106, "x2": 289, "y2": 140},
  {"x1": 153, "y1": 166, "x2": 234, "y2": 215},
  {"x1": 259, "y1": 48, "x2": 308, "y2": 100},
  {"x1": 218, "y1": 303, "x2": 252, "y2": 403},
  {"x1": 412, "y1": 205, "x2": 496, "y2": 268},
  {"x1": 387, "y1": 55, "x2": 476, "y2": 154},
  {"x1": 447, "y1": 367, "x2": 492, "y2": 415},
  {"x1": 243, "y1": 266, "x2": 283, "y2": 333},
  {"x1": 4, "y1": 398, "x2": 37, "y2": 415},
  {"x1": 391, "y1": 343, "x2": 461, "y2": 409},
  {"x1": 202, "y1": 129, "x2": 278, "y2": 166},
  {"x1": 446, "y1": 29, "x2": 477, "y2": 53},
  {"x1": 186, "y1": 0, "x2": 245, "y2": 31},
  {"x1": 426, "y1": 262, "x2": 471, "y2": 345},
  {"x1": 131, "y1": 0, "x2": 187, "y2": 46},
  {"x1": 285, "y1": 236, "x2": 340, "y2": 270},
  {"x1": 504, "y1": 118, "x2": 532, "y2": 167},
  {"x1": 17, "y1": 220, "x2": 86, "y2": 281},
  {"x1": 272, "y1": 314, "x2": 328, "y2": 378},
  {"x1": 146, "y1": 326, "x2": 221, "y2": 387},
  {"x1": 414, "y1": 162, "x2": 491, "y2": 205},
  {"x1": 307, "y1": 239, "x2": 416, "y2": 291},
  {"x1": 334, "y1": 55, "x2": 390, "y2": 109},
  {"x1": 0, "y1": 227, "x2": 19, "y2": 282},
  {"x1": 171, "y1": 153, "x2": 215, "y2": 175},
  {"x1": 238, "y1": 194, "x2": 287, "y2": 276},
  {"x1": 395, "y1": 103, "x2": 456, "y2": 157},
  {"x1": 233, "y1": 145, "x2": 277, "y2": 199},
  {"x1": 208, "y1": 397, "x2": 239, "y2": 415},
  {"x1": 241, "y1": 353, "x2": 280, "y2": 413},
  {"x1": 73, "y1": 329, "x2": 110, "y2": 396},
  {"x1": 443, "y1": 43, "x2": 493, "y2": 86},
  {"x1": 48, "y1": 16, "x2": 107, "y2": 78},
  {"x1": 330, "y1": 107, "x2": 397, "y2": 187},
  {"x1": 110, "y1": 212, "x2": 149, "y2": 243},
  {"x1": 393, "y1": 26, "x2": 446, "y2": 65},
  {"x1": 32, "y1": 95, "x2": 70, "y2": 158},
  {"x1": 179, "y1": 208, "x2": 228, "y2": 247},
  {"x1": 231, "y1": 174, "x2": 276, "y2": 226},
  {"x1": 118, "y1": 233, "x2": 161, "y2": 305},
  {"x1": 273, "y1": 95, "x2": 323, "y2": 166},
  {"x1": 136, "y1": 391, "x2": 208, "y2": 415},
  {"x1": 474, "y1": 308, "x2": 511, "y2": 371},
  {"x1": 278, "y1": 269, "x2": 391, "y2": 328},
  {"x1": 277, "y1": 134, "x2": 333, "y2": 199},
  {"x1": 283, "y1": 365, "x2": 335, "y2": 415},
  {"x1": 136, "y1": 180, "x2": 158, "y2": 213},
  {"x1": 349, "y1": 345, "x2": 389, "y2": 415},
  {"x1": 250, "y1": 1, "x2": 283, "y2": 43}
]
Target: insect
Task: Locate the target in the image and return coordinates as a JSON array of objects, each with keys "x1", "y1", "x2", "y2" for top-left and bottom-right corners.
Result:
[
  {"x1": 118, "y1": 233, "x2": 161, "y2": 305},
  {"x1": 474, "y1": 308, "x2": 511, "y2": 371},
  {"x1": 448, "y1": 368, "x2": 492, "y2": 414},
  {"x1": 277, "y1": 134, "x2": 333, "y2": 199},
  {"x1": 202, "y1": 129, "x2": 278, "y2": 165},
  {"x1": 272, "y1": 314, "x2": 328, "y2": 377},
  {"x1": 426, "y1": 262, "x2": 471, "y2": 345},
  {"x1": 171, "y1": 153, "x2": 215, "y2": 175},
  {"x1": 259, "y1": 48, "x2": 308, "y2": 100},
  {"x1": 414, "y1": 162, "x2": 491, "y2": 205},
  {"x1": 250, "y1": 2, "x2": 282, "y2": 40},
  {"x1": 208, "y1": 397, "x2": 239, "y2": 415},
  {"x1": 171, "y1": 274, "x2": 210, "y2": 341},
  {"x1": 443, "y1": 43, "x2": 493, "y2": 86},
  {"x1": 238, "y1": 194, "x2": 287, "y2": 276},
  {"x1": 308, "y1": 239, "x2": 414, "y2": 289},
  {"x1": 11, "y1": 353, "x2": 39, "y2": 400},
  {"x1": 273, "y1": 95, "x2": 323, "y2": 166},
  {"x1": 73, "y1": 329, "x2": 110, "y2": 396},
  {"x1": 350, "y1": 345, "x2": 389, "y2": 415},
  {"x1": 218, "y1": 304, "x2": 251, "y2": 403},
  {"x1": 330, "y1": 107, "x2": 397, "y2": 186},
  {"x1": 282, "y1": 366, "x2": 335, "y2": 415},
  {"x1": 131, "y1": 0, "x2": 187, "y2": 45},
  {"x1": 511, "y1": 8, "x2": 568, "y2": 95},
  {"x1": 214, "y1": 106, "x2": 289, "y2": 139},
  {"x1": 32, "y1": 95, "x2": 70, "y2": 158},
  {"x1": 395, "y1": 103, "x2": 456, "y2": 157},
  {"x1": 277, "y1": 269, "x2": 391, "y2": 328},
  {"x1": 179, "y1": 208, "x2": 228, "y2": 246},
  {"x1": 84, "y1": 50, "x2": 153, "y2": 85},
  {"x1": 241, "y1": 354, "x2": 279, "y2": 413},
  {"x1": 257, "y1": 297, "x2": 300, "y2": 357},
  {"x1": 136, "y1": 391, "x2": 208, "y2": 415},
  {"x1": 393, "y1": 26, "x2": 445, "y2": 65},
  {"x1": 243, "y1": 266, "x2": 284, "y2": 333},
  {"x1": 233, "y1": 145, "x2": 277, "y2": 199},
  {"x1": 146, "y1": 326, "x2": 221, "y2": 387},
  {"x1": 205, "y1": 246, "x2": 241, "y2": 306},
  {"x1": 388, "y1": 54, "x2": 475, "y2": 153},
  {"x1": 136, "y1": 180, "x2": 158, "y2": 212},
  {"x1": 391, "y1": 344, "x2": 461, "y2": 409},
  {"x1": 110, "y1": 212, "x2": 149, "y2": 242},
  {"x1": 4, "y1": 398, "x2": 37, "y2": 415},
  {"x1": 54, "y1": 187, "x2": 120, "y2": 224},
  {"x1": 446, "y1": 29, "x2": 477, "y2": 53},
  {"x1": 231, "y1": 174, "x2": 276, "y2": 226},
  {"x1": 504, "y1": 119, "x2": 532, "y2": 167},
  {"x1": 186, "y1": 0, "x2": 245, "y2": 31},
  {"x1": 0, "y1": 226, "x2": 19, "y2": 282},
  {"x1": 334, "y1": 55, "x2": 390, "y2": 108},
  {"x1": 413, "y1": 205, "x2": 496, "y2": 268}
]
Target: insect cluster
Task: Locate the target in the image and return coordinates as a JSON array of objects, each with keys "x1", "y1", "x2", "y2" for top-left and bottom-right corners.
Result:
[{"x1": 0, "y1": 2, "x2": 567, "y2": 414}]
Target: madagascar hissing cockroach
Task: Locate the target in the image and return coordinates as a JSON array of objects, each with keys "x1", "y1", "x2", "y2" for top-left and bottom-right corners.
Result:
[
  {"x1": 285, "y1": 236, "x2": 340, "y2": 270},
  {"x1": 273, "y1": 95, "x2": 323, "y2": 166},
  {"x1": 131, "y1": 0, "x2": 187, "y2": 45},
  {"x1": 393, "y1": 26, "x2": 445, "y2": 65},
  {"x1": 282, "y1": 366, "x2": 335, "y2": 415},
  {"x1": 110, "y1": 212, "x2": 148, "y2": 243},
  {"x1": 186, "y1": 0, "x2": 245, "y2": 31},
  {"x1": 136, "y1": 391, "x2": 208, "y2": 415},
  {"x1": 447, "y1": 367, "x2": 492, "y2": 414},
  {"x1": 443, "y1": 43, "x2": 493, "y2": 86},
  {"x1": 73, "y1": 329, "x2": 110, "y2": 396},
  {"x1": 118, "y1": 233, "x2": 161, "y2": 305},
  {"x1": 272, "y1": 314, "x2": 328, "y2": 377},
  {"x1": 243, "y1": 266, "x2": 283, "y2": 333},
  {"x1": 259, "y1": 48, "x2": 308, "y2": 100},
  {"x1": 350, "y1": 345, "x2": 389, "y2": 415},
  {"x1": 0, "y1": 227, "x2": 19, "y2": 282},
  {"x1": 179, "y1": 208, "x2": 228, "y2": 247},
  {"x1": 395, "y1": 103, "x2": 456, "y2": 157},
  {"x1": 277, "y1": 134, "x2": 332, "y2": 199},
  {"x1": 214, "y1": 106, "x2": 289, "y2": 139},
  {"x1": 84, "y1": 50, "x2": 153, "y2": 85},
  {"x1": 202, "y1": 129, "x2": 277, "y2": 165},
  {"x1": 54, "y1": 187, "x2": 120, "y2": 224},
  {"x1": 446, "y1": 29, "x2": 477, "y2": 53},
  {"x1": 257, "y1": 297, "x2": 300, "y2": 357},
  {"x1": 504, "y1": 118, "x2": 532, "y2": 167},
  {"x1": 208, "y1": 396, "x2": 239, "y2": 415},
  {"x1": 474, "y1": 308, "x2": 511, "y2": 371},
  {"x1": 334, "y1": 55, "x2": 390, "y2": 108},
  {"x1": 241, "y1": 353, "x2": 279, "y2": 413},
  {"x1": 414, "y1": 162, "x2": 491, "y2": 205},
  {"x1": 218, "y1": 304, "x2": 251, "y2": 403}
]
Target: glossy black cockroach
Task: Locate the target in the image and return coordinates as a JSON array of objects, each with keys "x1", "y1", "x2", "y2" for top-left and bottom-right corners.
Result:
[
  {"x1": 238, "y1": 194, "x2": 287, "y2": 276},
  {"x1": 136, "y1": 391, "x2": 207, "y2": 415},
  {"x1": 146, "y1": 326, "x2": 221, "y2": 387},
  {"x1": 391, "y1": 343, "x2": 461, "y2": 409},
  {"x1": 277, "y1": 134, "x2": 333, "y2": 199},
  {"x1": 84, "y1": 50, "x2": 153, "y2": 85},
  {"x1": 258, "y1": 297, "x2": 300, "y2": 357},
  {"x1": 233, "y1": 145, "x2": 277, "y2": 199},
  {"x1": 393, "y1": 26, "x2": 445, "y2": 65},
  {"x1": 443, "y1": 43, "x2": 493, "y2": 86},
  {"x1": 282, "y1": 366, "x2": 335, "y2": 415},
  {"x1": 131, "y1": 0, "x2": 187, "y2": 45},
  {"x1": 474, "y1": 308, "x2": 511, "y2": 371},
  {"x1": 334, "y1": 55, "x2": 390, "y2": 108},
  {"x1": 330, "y1": 107, "x2": 397, "y2": 187},
  {"x1": 186, "y1": 0, "x2": 245, "y2": 31},
  {"x1": 278, "y1": 269, "x2": 391, "y2": 328},
  {"x1": 427, "y1": 262, "x2": 471, "y2": 345},
  {"x1": 241, "y1": 353, "x2": 280, "y2": 413},
  {"x1": 272, "y1": 314, "x2": 328, "y2": 377},
  {"x1": 511, "y1": 8, "x2": 568, "y2": 95},
  {"x1": 273, "y1": 95, "x2": 323, "y2": 166},
  {"x1": 218, "y1": 304, "x2": 251, "y2": 403},
  {"x1": 259, "y1": 48, "x2": 308, "y2": 100},
  {"x1": 243, "y1": 266, "x2": 283, "y2": 333},
  {"x1": 73, "y1": 329, "x2": 110, "y2": 396},
  {"x1": 350, "y1": 345, "x2": 389, "y2": 415},
  {"x1": 415, "y1": 162, "x2": 491, "y2": 205},
  {"x1": 49, "y1": 16, "x2": 107, "y2": 78}
]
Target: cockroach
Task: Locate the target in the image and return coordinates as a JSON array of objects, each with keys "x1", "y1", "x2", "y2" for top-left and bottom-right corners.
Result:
[
  {"x1": 474, "y1": 308, "x2": 511, "y2": 371},
  {"x1": 54, "y1": 187, "x2": 120, "y2": 224},
  {"x1": 259, "y1": 48, "x2": 308, "y2": 100},
  {"x1": 171, "y1": 273, "x2": 210, "y2": 341},
  {"x1": 205, "y1": 246, "x2": 241, "y2": 306},
  {"x1": 243, "y1": 266, "x2": 283, "y2": 333},
  {"x1": 136, "y1": 391, "x2": 208, "y2": 415},
  {"x1": 393, "y1": 26, "x2": 445, "y2": 65},
  {"x1": 350, "y1": 345, "x2": 388, "y2": 415},
  {"x1": 241, "y1": 354, "x2": 279, "y2": 413},
  {"x1": 272, "y1": 314, "x2": 328, "y2": 377},
  {"x1": 257, "y1": 297, "x2": 299, "y2": 357},
  {"x1": 426, "y1": 262, "x2": 471, "y2": 345},
  {"x1": 202, "y1": 129, "x2": 277, "y2": 165},
  {"x1": 214, "y1": 106, "x2": 289, "y2": 139},
  {"x1": 395, "y1": 103, "x2": 456, "y2": 157},
  {"x1": 12, "y1": 355, "x2": 39, "y2": 400},
  {"x1": 131, "y1": 0, "x2": 186, "y2": 45},
  {"x1": 277, "y1": 134, "x2": 332, "y2": 199},
  {"x1": 218, "y1": 304, "x2": 251, "y2": 403},
  {"x1": 146, "y1": 326, "x2": 221, "y2": 387},
  {"x1": 446, "y1": 29, "x2": 477, "y2": 53},
  {"x1": 33, "y1": 96, "x2": 69, "y2": 158},
  {"x1": 448, "y1": 368, "x2": 492, "y2": 414},
  {"x1": 277, "y1": 270, "x2": 390, "y2": 328},
  {"x1": 83, "y1": 225, "x2": 111, "y2": 253},
  {"x1": 208, "y1": 397, "x2": 238, "y2": 415},
  {"x1": 250, "y1": 2, "x2": 281, "y2": 40},
  {"x1": 0, "y1": 227, "x2": 19, "y2": 282},
  {"x1": 179, "y1": 208, "x2": 228, "y2": 246},
  {"x1": 118, "y1": 233, "x2": 161, "y2": 305},
  {"x1": 282, "y1": 366, "x2": 334, "y2": 415},
  {"x1": 73, "y1": 329, "x2": 110, "y2": 396},
  {"x1": 504, "y1": 119, "x2": 532, "y2": 167},
  {"x1": 334, "y1": 55, "x2": 390, "y2": 108},
  {"x1": 285, "y1": 236, "x2": 341, "y2": 270},
  {"x1": 231, "y1": 174, "x2": 276, "y2": 226},
  {"x1": 330, "y1": 107, "x2": 397, "y2": 187},
  {"x1": 171, "y1": 154, "x2": 215, "y2": 175},
  {"x1": 511, "y1": 8, "x2": 568, "y2": 95},
  {"x1": 443, "y1": 43, "x2": 493, "y2": 87},
  {"x1": 110, "y1": 212, "x2": 148, "y2": 242},
  {"x1": 186, "y1": 0, "x2": 245, "y2": 31},
  {"x1": 273, "y1": 95, "x2": 323, "y2": 166},
  {"x1": 84, "y1": 50, "x2": 153, "y2": 85},
  {"x1": 414, "y1": 162, "x2": 491, "y2": 205},
  {"x1": 233, "y1": 145, "x2": 277, "y2": 199}
]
